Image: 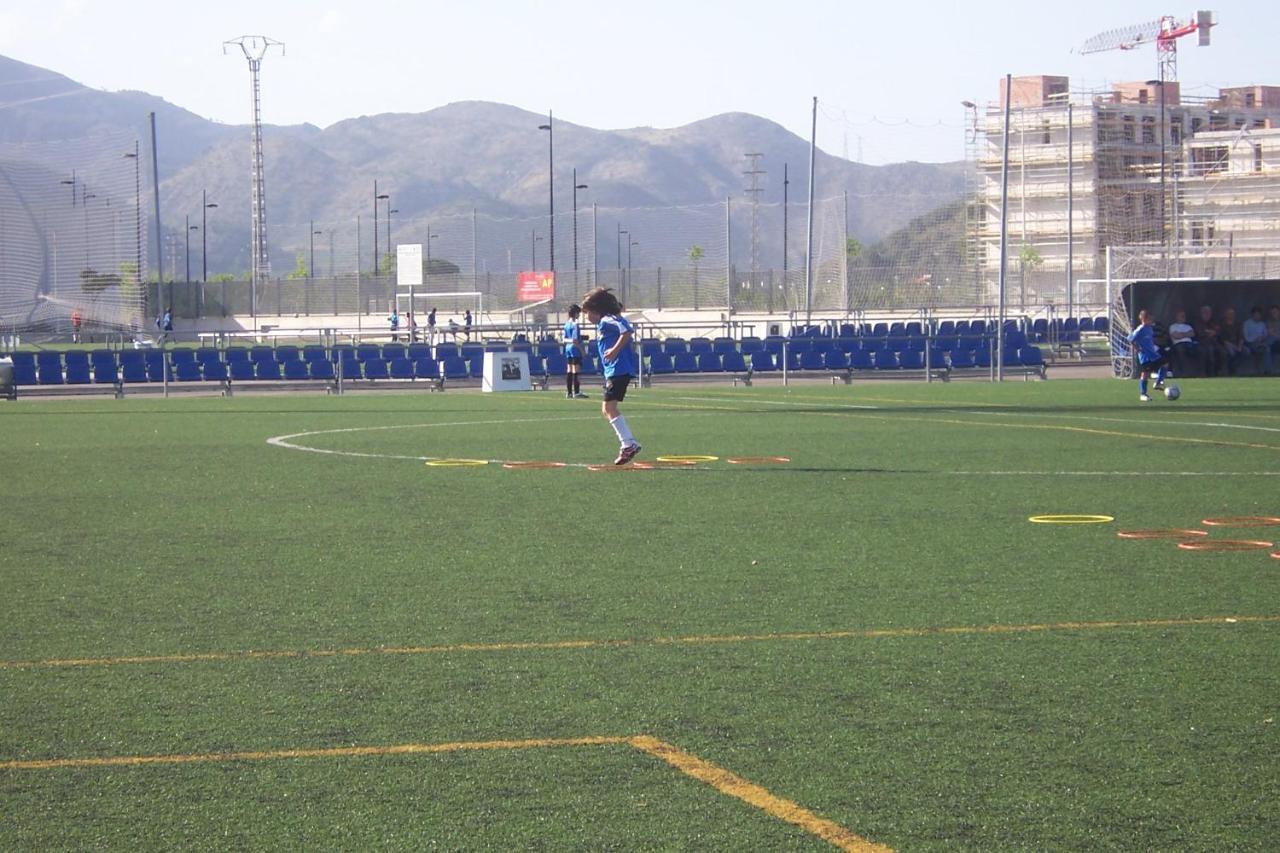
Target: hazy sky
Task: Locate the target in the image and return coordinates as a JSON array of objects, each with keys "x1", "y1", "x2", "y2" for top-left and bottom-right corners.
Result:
[{"x1": 0, "y1": 0, "x2": 1271, "y2": 164}]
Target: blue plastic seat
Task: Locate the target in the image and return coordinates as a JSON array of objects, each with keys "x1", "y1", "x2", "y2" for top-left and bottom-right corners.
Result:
[
  {"x1": 64, "y1": 363, "x2": 91, "y2": 384},
  {"x1": 937, "y1": 320, "x2": 957, "y2": 337},
  {"x1": 256, "y1": 361, "x2": 282, "y2": 380},
  {"x1": 283, "y1": 360, "x2": 310, "y2": 380},
  {"x1": 824, "y1": 351, "x2": 849, "y2": 370},
  {"x1": 673, "y1": 352, "x2": 699, "y2": 373},
  {"x1": 1094, "y1": 317, "x2": 1109, "y2": 334},
  {"x1": 35, "y1": 362, "x2": 64, "y2": 384},
  {"x1": 203, "y1": 361, "x2": 228, "y2": 382},
  {"x1": 1078, "y1": 317, "x2": 1095, "y2": 333},
  {"x1": 195, "y1": 348, "x2": 222, "y2": 367},
  {"x1": 763, "y1": 336, "x2": 787, "y2": 357},
  {"x1": 388, "y1": 358, "x2": 415, "y2": 380},
  {"x1": 899, "y1": 351, "x2": 924, "y2": 370},
  {"x1": 484, "y1": 341, "x2": 506, "y2": 352},
  {"x1": 121, "y1": 362, "x2": 148, "y2": 383},
  {"x1": 927, "y1": 348, "x2": 948, "y2": 369},
  {"x1": 251, "y1": 346, "x2": 276, "y2": 365},
  {"x1": 175, "y1": 362, "x2": 202, "y2": 382},
  {"x1": 467, "y1": 354, "x2": 484, "y2": 378},
  {"x1": 799, "y1": 350, "x2": 826, "y2": 371},
  {"x1": 92, "y1": 361, "x2": 118, "y2": 384},
  {"x1": 224, "y1": 347, "x2": 249, "y2": 364},
  {"x1": 647, "y1": 352, "x2": 675, "y2": 375},
  {"x1": 331, "y1": 344, "x2": 355, "y2": 363},
  {"x1": 697, "y1": 352, "x2": 723, "y2": 372},
  {"x1": 781, "y1": 350, "x2": 802, "y2": 371},
  {"x1": 363, "y1": 359, "x2": 389, "y2": 380},
  {"x1": 303, "y1": 346, "x2": 329, "y2": 363},
  {"x1": 662, "y1": 337, "x2": 688, "y2": 355},
  {"x1": 526, "y1": 355, "x2": 544, "y2": 376},
  {"x1": 973, "y1": 348, "x2": 992, "y2": 369},
  {"x1": 905, "y1": 321, "x2": 923, "y2": 338},
  {"x1": 969, "y1": 320, "x2": 987, "y2": 337},
  {"x1": 382, "y1": 344, "x2": 406, "y2": 362},
  {"x1": 1019, "y1": 346, "x2": 1046, "y2": 368},
  {"x1": 869, "y1": 322, "x2": 889, "y2": 340},
  {"x1": 309, "y1": 361, "x2": 335, "y2": 380},
  {"x1": 1029, "y1": 318, "x2": 1049, "y2": 343},
  {"x1": 441, "y1": 356, "x2": 469, "y2": 380},
  {"x1": 712, "y1": 337, "x2": 737, "y2": 354},
  {"x1": 721, "y1": 351, "x2": 748, "y2": 373},
  {"x1": 36, "y1": 351, "x2": 62, "y2": 371},
  {"x1": 787, "y1": 338, "x2": 812, "y2": 354},
  {"x1": 145, "y1": 360, "x2": 167, "y2": 382},
  {"x1": 89, "y1": 350, "x2": 116, "y2": 371},
  {"x1": 544, "y1": 353, "x2": 567, "y2": 377},
  {"x1": 1060, "y1": 318, "x2": 1081, "y2": 343},
  {"x1": 949, "y1": 349, "x2": 974, "y2": 369},
  {"x1": 850, "y1": 351, "x2": 874, "y2": 371},
  {"x1": 355, "y1": 344, "x2": 380, "y2": 362},
  {"x1": 810, "y1": 338, "x2": 836, "y2": 354},
  {"x1": 688, "y1": 337, "x2": 712, "y2": 354},
  {"x1": 750, "y1": 351, "x2": 776, "y2": 372},
  {"x1": 873, "y1": 350, "x2": 899, "y2": 370},
  {"x1": 338, "y1": 359, "x2": 362, "y2": 380},
  {"x1": 433, "y1": 343, "x2": 459, "y2": 361},
  {"x1": 275, "y1": 346, "x2": 301, "y2": 363},
  {"x1": 10, "y1": 351, "x2": 35, "y2": 370},
  {"x1": 739, "y1": 337, "x2": 764, "y2": 354},
  {"x1": 407, "y1": 343, "x2": 433, "y2": 361},
  {"x1": 170, "y1": 349, "x2": 196, "y2": 365},
  {"x1": 953, "y1": 320, "x2": 971, "y2": 337},
  {"x1": 412, "y1": 358, "x2": 439, "y2": 380},
  {"x1": 537, "y1": 340, "x2": 560, "y2": 358},
  {"x1": 835, "y1": 337, "x2": 860, "y2": 354},
  {"x1": 64, "y1": 350, "x2": 88, "y2": 369},
  {"x1": 229, "y1": 361, "x2": 256, "y2": 382}
]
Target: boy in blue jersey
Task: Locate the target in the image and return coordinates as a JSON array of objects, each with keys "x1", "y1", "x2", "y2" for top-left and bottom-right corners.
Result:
[
  {"x1": 581, "y1": 287, "x2": 642, "y2": 465},
  {"x1": 1127, "y1": 309, "x2": 1168, "y2": 402},
  {"x1": 562, "y1": 304, "x2": 588, "y2": 399}
]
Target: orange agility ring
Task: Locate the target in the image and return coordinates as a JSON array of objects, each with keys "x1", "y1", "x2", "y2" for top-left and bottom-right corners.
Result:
[
  {"x1": 502, "y1": 461, "x2": 567, "y2": 469},
  {"x1": 1201, "y1": 516, "x2": 1280, "y2": 528},
  {"x1": 1272, "y1": 551, "x2": 1280, "y2": 560},
  {"x1": 649, "y1": 459, "x2": 697, "y2": 468},
  {"x1": 1177, "y1": 539, "x2": 1275, "y2": 552},
  {"x1": 727, "y1": 456, "x2": 792, "y2": 464},
  {"x1": 1118, "y1": 529, "x2": 1209, "y2": 540}
]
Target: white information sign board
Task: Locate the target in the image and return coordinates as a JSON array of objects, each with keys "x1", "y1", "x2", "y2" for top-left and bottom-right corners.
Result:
[
  {"x1": 396, "y1": 244, "x2": 423, "y2": 287},
  {"x1": 482, "y1": 351, "x2": 532, "y2": 392}
]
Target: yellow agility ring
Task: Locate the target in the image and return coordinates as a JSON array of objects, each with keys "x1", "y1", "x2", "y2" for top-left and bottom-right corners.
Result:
[
  {"x1": 425, "y1": 459, "x2": 489, "y2": 467},
  {"x1": 656, "y1": 455, "x2": 719, "y2": 463},
  {"x1": 1028, "y1": 514, "x2": 1114, "y2": 524},
  {"x1": 502, "y1": 461, "x2": 567, "y2": 470},
  {"x1": 727, "y1": 456, "x2": 791, "y2": 465}
]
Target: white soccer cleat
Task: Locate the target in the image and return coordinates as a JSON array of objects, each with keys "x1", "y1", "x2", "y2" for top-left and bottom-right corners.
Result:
[{"x1": 1139, "y1": 394, "x2": 1151, "y2": 402}]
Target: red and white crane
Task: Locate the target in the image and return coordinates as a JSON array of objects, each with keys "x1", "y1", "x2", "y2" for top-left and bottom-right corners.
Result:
[{"x1": 1079, "y1": 11, "x2": 1216, "y2": 83}]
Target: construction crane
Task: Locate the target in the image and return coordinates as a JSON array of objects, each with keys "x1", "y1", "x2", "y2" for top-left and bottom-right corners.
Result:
[{"x1": 1079, "y1": 11, "x2": 1215, "y2": 83}]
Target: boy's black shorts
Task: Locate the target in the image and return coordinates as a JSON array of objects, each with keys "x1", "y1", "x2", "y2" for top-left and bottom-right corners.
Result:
[
  {"x1": 603, "y1": 374, "x2": 632, "y2": 402},
  {"x1": 565, "y1": 356, "x2": 582, "y2": 366},
  {"x1": 1139, "y1": 355, "x2": 1167, "y2": 372}
]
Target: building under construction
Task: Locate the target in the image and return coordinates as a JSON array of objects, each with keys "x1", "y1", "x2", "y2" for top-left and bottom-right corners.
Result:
[{"x1": 966, "y1": 75, "x2": 1280, "y2": 309}]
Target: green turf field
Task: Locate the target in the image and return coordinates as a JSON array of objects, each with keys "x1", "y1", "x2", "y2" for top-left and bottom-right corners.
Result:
[{"x1": 2, "y1": 378, "x2": 1277, "y2": 850}]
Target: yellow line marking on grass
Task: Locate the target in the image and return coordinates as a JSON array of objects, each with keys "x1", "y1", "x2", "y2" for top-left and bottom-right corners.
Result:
[
  {"x1": 629, "y1": 735, "x2": 891, "y2": 852},
  {"x1": 0, "y1": 735, "x2": 889, "y2": 851},
  {"x1": 4, "y1": 616, "x2": 1275, "y2": 670},
  {"x1": 0, "y1": 736, "x2": 628, "y2": 770}
]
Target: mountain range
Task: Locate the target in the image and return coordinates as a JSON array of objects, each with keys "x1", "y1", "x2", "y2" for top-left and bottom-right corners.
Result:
[{"x1": 0, "y1": 53, "x2": 964, "y2": 276}]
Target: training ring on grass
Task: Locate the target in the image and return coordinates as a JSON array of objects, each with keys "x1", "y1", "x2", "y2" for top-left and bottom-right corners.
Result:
[
  {"x1": 656, "y1": 455, "x2": 719, "y2": 463},
  {"x1": 588, "y1": 462, "x2": 654, "y2": 471},
  {"x1": 1027, "y1": 514, "x2": 1114, "y2": 524},
  {"x1": 1177, "y1": 539, "x2": 1274, "y2": 552},
  {"x1": 1272, "y1": 550, "x2": 1280, "y2": 560},
  {"x1": 1118, "y1": 529, "x2": 1209, "y2": 540},
  {"x1": 502, "y1": 461, "x2": 567, "y2": 469},
  {"x1": 1200, "y1": 516, "x2": 1280, "y2": 528},
  {"x1": 425, "y1": 458, "x2": 489, "y2": 467},
  {"x1": 727, "y1": 456, "x2": 791, "y2": 464}
]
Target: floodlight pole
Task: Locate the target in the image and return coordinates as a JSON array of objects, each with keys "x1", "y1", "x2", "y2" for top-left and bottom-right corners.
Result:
[
  {"x1": 804, "y1": 96, "x2": 817, "y2": 323},
  {"x1": 997, "y1": 74, "x2": 1012, "y2": 382}
]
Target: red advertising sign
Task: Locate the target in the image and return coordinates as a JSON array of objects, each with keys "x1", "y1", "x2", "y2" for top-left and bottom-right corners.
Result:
[{"x1": 517, "y1": 271, "x2": 555, "y2": 303}]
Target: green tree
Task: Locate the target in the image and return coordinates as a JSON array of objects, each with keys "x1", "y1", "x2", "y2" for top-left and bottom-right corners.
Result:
[
  {"x1": 1018, "y1": 244, "x2": 1043, "y2": 308},
  {"x1": 287, "y1": 251, "x2": 309, "y2": 280}
]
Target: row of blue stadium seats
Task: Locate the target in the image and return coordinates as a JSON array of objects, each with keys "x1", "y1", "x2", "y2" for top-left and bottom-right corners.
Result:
[
  {"x1": 636, "y1": 330, "x2": 1040, "y2": 358},
  {"x1": 785, "y1": 317, "x2": 1107, "y2": 339},
  {"x1": 644, "y1": 346, "x2": 1043, "y2": 375}
]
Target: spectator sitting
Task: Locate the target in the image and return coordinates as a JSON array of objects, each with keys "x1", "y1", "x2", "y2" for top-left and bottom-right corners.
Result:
[
  {"x1": 1193, "y1": 305, "x2": 1225, "y2": 376},
  {"x1": 1167, "y1": 309, "x2": 1199, "y2": 376},
  {"x1": 1267, "y1": 304, "x2": 1280, "y2": 368},
  {"x1": 1243, "y1": 306, "x2": 1272, "y2": 375},
  {"x1": 1219, "y1": 307, "x2": 1245, "y2": 375}
]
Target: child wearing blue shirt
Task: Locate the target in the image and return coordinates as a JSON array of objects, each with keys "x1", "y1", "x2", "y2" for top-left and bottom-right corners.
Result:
[
  {"x1": 562, "y1": 304, "x2": 588, "y2": 399},
  {"x1": 581, "y1": 287, "x2": 641, "y2": 465},
  {"x1": 1127, "y1": 309, "x2": 1168, "y2": 402}
]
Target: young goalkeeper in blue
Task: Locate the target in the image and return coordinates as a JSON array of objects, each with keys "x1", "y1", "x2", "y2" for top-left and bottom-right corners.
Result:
[
  {"x1": 581, "y1": 287, "x2": 642, "y2": 465},
  {"x1": 1127, "y1": 309, "x2": 1168, "y2": 402}
]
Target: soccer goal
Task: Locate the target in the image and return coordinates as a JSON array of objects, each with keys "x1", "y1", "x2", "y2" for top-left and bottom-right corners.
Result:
[{"x1": 395, "y1": 290, "x2": 484, "y2": 326}]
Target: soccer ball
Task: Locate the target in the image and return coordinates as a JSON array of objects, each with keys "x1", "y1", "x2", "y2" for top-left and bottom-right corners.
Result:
[{"x1": 1164, "y1": 384, "x2": 1181, "y2": 401}]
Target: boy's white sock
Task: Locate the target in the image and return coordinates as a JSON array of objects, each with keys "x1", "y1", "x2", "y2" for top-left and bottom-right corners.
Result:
[{"x1": 609, "y1": 415, "x2": 635, "y2": 446}]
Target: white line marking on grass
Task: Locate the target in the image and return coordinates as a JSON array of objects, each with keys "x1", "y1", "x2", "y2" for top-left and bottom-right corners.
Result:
[
  {"x1": 267, "y1": 416, "x2": 600, "y2": 461},
  {"x1": 955, "y1": 410, "x2": 1280, "y2": 434},
  {"x1": 673, "y1": 395, "x2": 880, "y2": 410},
  {"x1": 947, "y1": 470, "x2": 1280, "y2": 476}
]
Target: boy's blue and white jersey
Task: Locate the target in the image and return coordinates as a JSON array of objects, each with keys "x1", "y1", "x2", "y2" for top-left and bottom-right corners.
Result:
[
  {"x1": 596, "y1": 315, "x2": 637, "y2": 378},
  {"x1": 563, "y1": 320, "x2": 582, "y2": 357},
  {"x1": 1127, "y1": 323, "x2": 1161, "y2": 363}
]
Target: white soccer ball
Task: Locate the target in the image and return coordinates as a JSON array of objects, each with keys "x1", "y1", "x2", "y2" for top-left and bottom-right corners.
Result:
[{"x1": 1164, "y1": 384, "x2": 1181, "y2": 401}]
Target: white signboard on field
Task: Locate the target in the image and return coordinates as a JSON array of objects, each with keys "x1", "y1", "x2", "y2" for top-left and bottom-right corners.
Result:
[
  {"x1": 482, "y1": 351, "x2": 532, "y2": 392},
  {"x1": 396, "y1": 244, "x2": 423, "y2": 286}
]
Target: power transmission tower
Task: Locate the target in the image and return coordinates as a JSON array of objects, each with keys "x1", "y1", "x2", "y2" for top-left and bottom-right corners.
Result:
[
  {"x1": 224, "y1": 35, "x2": 284, "y2": 315},
  {"x1": 743, "y1": 153, "x2": 765, "y2": 287}
]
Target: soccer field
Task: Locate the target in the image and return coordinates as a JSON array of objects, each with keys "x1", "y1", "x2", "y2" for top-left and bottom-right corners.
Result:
[{"x1": 2, "y1": 378, "x2": 1277, "y2": 850}]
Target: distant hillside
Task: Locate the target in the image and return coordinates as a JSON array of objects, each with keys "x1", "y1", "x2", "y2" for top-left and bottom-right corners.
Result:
[{"x1": 0, "y1": 55, "x2": 965, "y2": 276}]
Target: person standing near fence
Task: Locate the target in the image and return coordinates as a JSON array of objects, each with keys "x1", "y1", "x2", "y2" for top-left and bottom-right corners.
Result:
[
  {"x1": 562, "y1": 304, "x2": 588, "y2": 399},
  {"x1": 388, "y1": 308, "x2": 400, "y2": 342},
  {"x1": 427, "y1": 307, "x2": 437, "y2": 345}
]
